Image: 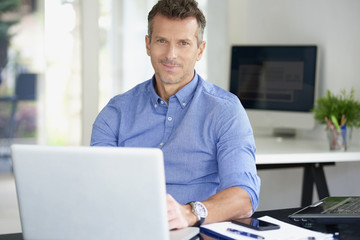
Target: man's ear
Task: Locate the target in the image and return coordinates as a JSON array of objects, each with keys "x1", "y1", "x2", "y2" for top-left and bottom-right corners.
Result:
[
  {"x1": 197, "y1": 41, "x2": 206, "y2": 61},
  {"x1": 145, "y1": 35, "x2": 151, "y2": 56}
]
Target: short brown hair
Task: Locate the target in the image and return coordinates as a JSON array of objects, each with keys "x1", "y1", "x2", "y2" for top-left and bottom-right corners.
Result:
[{"x1": 147, "y1": 0, "x2": 206, "y2": 46}]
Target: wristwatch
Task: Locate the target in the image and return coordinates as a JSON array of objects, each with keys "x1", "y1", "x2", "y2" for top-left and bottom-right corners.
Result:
[{"x1": 189, "y1": 201, "x2": 208, "y2": 227}]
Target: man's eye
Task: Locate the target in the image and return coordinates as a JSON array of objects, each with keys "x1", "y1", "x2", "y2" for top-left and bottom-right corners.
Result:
[
  {"x1": 181, "y1": 41, "x2": 188, "y2": 46},
  {"x1": 159, "y1": 39, "x2": 165, "y2": 43}
]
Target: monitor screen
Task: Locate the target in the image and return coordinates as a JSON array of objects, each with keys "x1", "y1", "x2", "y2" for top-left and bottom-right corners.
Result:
[{"x1": 230, "y1": 45, "x2": 317, "y2": 112}]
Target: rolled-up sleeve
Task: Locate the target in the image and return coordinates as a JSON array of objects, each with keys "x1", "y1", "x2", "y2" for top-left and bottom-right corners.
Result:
[{"x1": 216, "y1": 98, "x2": 261, "y2": 211}]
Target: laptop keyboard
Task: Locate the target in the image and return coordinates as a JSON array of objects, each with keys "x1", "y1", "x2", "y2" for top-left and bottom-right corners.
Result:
[{"x1": 328, "y1": 197, "x2": 360, "y2": 214}]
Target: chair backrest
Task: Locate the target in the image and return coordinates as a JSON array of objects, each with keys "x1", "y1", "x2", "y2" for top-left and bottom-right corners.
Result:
[
  {"x1": 3, "y1": 73, "x2": 37, "y2": 140},
  {"x1": 15, "y1": 73, "x2": 36, "y2": 100}
]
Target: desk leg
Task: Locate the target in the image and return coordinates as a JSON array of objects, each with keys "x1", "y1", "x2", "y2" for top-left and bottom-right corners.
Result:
[
  {"x1": 312, "y1": 163, "x2": 330, "y2": 199},
  {"x1": 301, "y1": 164, "x2": 330, "y2": 207},
  {"x1": 301, "y1": 165, "x2": 314, "y2": 207}
]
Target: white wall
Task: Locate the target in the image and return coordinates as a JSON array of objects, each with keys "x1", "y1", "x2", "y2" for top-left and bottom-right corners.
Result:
[
  {"x1": 224, "y1": 0, "x2": 360, "y2": 210},
  {"x1": 227, "y1": 0, "x2": 360, "y2": 96}
]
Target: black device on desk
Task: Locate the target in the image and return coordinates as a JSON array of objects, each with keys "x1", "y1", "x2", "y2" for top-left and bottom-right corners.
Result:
[
  {"x1": 231, "y1": 217, "x2": 280, "y2": 231},
  {"x1": 289, "y1": 196, "x2": 360, "y2": 224},
  {"x1": 254, "y1": 208, "x2": 360, "y2": 240}
]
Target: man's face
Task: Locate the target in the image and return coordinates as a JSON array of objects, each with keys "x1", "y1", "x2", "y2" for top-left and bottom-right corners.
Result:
[{"x1": 146, "y1": 14, "x2": 205, "y2": 87}]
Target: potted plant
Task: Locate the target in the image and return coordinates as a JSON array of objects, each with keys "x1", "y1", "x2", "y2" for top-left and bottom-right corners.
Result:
[
  {"x1": 312, "y1": 88, "x2": 360, "y2": 150},
  {"x1": 0, "y1": 0, "x2": 23, "y2": 74}
]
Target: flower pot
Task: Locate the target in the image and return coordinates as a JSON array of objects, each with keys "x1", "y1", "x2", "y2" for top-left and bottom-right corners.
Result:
[{"x1": 326, "y1": 127, "x2": 352, "y2": 151}]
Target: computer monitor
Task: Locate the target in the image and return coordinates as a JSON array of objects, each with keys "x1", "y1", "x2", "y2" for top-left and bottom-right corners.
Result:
[{"x1": 229, "y1": 45, "x2": 318, "y2": 137}]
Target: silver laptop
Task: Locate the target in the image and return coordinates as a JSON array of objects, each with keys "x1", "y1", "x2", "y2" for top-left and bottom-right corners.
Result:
[{"x1": 11, "y1": 144, "x2": 199, "y2": 240}]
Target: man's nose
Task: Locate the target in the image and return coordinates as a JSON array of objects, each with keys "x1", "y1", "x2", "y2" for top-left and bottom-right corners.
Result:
[{"x1": 166, "y1": 43, "x2": 177, "y2": 59}]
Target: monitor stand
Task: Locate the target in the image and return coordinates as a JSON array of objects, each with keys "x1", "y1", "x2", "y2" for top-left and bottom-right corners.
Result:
[{"x1": 273, "y1": 128, "x2": 296, "y2": 138}]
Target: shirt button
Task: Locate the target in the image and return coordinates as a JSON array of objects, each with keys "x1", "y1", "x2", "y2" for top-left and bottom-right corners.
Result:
[
  {"x1": 160, "y1": 101, "x2": 164, "y2": 104},
  {"x1": 154, "y1": 104, "x2": 158, "y2": 108},
  {"x1": 159, "y1": 142, "x2": 164, "y2": 146},
  {"x1": 167, "y1": 117, "x2": 172, "y2": 121},
  {"x1": 182, "y1": 102, "x2": 186, "y2": 106}
]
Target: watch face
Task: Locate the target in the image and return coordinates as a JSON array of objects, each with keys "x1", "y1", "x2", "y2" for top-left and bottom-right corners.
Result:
[{"x1": 194, "y1": 202, "x2": 208, "y2": 218}]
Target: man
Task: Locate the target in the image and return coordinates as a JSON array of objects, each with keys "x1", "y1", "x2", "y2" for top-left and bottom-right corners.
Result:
[{"x1": 91, "y1": 0, "x2": 260, "y2": 230}]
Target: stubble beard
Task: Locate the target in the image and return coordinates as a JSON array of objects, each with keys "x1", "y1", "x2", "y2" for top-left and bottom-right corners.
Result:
[{"x1": 157, "y1": 59, "x2": 185, "y2": 85}]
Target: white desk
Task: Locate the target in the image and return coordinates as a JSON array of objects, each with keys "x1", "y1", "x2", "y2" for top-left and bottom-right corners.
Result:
[{"x1": 254, "y1": 136, "x2": 360, "y2": 206}]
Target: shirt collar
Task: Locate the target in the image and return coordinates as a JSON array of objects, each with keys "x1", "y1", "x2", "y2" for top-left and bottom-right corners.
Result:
[
  {"x1": 174, "y1": 71, "x2": 199, "y2": 108},
  {"x1": 148, "y1": 71, "x2": 199, "y2": 108},
  {"x1": 148, "y1": 76, "x2": 161, "y2": 107}
]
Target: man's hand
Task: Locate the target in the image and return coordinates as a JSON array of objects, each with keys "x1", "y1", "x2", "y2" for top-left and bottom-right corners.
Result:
[{"x1": 166, "y1": 194, "x2": 197, "y2": 230}]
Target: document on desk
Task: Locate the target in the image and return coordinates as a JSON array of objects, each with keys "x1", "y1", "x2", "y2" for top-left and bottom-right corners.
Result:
[{"x1": 200, "y1": 216, "x2": 333, "y2": 240}]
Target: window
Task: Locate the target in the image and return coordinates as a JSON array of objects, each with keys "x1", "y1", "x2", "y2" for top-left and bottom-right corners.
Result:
[{"x1": 1, "y1": 0, "x2": 212, "y2": 150}]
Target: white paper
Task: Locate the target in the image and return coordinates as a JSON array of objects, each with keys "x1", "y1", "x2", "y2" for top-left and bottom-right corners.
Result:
[{"x1": 201, "y1": 216, "x2": 334, "y2": 240}]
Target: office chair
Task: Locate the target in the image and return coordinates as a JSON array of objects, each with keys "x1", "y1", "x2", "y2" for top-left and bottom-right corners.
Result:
[{"x1": 0, "y1": 73, "x2": 36, "y2": 161}]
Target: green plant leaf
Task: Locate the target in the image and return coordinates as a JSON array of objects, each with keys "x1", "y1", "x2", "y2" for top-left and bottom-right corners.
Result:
[{"x1": 312, "y1": 89, "x2": 360, "y2": 128}]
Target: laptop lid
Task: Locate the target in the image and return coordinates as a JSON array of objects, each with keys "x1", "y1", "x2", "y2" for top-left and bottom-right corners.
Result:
[
  {"x1": 289, "y1": 196, "x2": 360, "y2": 224},
  {"x1": 11, "y1": 145, "x2": 198, "y2": 240}
]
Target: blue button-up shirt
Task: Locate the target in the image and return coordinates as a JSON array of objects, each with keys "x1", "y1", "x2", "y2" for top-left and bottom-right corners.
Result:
[{"x1": 91, "y1": 72, "x2": 260, "y2": 211}]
